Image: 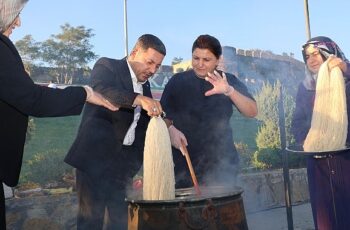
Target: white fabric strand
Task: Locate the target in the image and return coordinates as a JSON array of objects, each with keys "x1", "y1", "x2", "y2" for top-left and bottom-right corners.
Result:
[
  {"x1": 304, "y1": 60, "x2": 348, "y2": 152},
  {"x1": 143, "y1": 117, "x2": 175, "y2": 200}
]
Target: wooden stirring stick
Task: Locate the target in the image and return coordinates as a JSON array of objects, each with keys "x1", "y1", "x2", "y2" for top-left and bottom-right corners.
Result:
[{"x1": 180, "y1": 140, "x2": 201, "y2": 196}]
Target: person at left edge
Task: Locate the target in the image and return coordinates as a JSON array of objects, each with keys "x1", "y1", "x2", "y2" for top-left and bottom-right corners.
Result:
[
  {"x1": 0, "y1": 0, "x2": 118, "y2": 229},
  {"x1": 65, "y1": 34, "x2": 166, "y2": 229}
]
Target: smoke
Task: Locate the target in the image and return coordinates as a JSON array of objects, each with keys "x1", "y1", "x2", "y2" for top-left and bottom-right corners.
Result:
[{"x1": 201, "y1": 156, "x2": 239, "y2": 189}]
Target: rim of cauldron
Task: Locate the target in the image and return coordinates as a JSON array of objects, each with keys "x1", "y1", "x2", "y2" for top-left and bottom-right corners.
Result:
[
  {"x1": 286, "y1": 144, "x2": 350, "y2": 156},
  {"x1": 126, "y1": 185, "x2": 244, "y2": 204}
]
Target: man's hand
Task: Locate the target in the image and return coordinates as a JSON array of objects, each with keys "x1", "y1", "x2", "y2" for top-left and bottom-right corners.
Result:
[{"x1": 133, "y1": 95, "x2": 163, "y2": 116}]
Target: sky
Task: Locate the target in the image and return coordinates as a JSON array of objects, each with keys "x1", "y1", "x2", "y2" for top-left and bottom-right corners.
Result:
[{"x1": 10, "y1": 0, "x2": 350, "y2": 67}]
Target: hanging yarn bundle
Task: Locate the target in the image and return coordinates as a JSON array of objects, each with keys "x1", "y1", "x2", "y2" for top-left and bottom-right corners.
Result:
[
  {"x1": 143, "y1": 116, "x2": 175, "y2": 200},
  {"x1": 303, "y1": 60, "x2": 348, "y2": 152}
]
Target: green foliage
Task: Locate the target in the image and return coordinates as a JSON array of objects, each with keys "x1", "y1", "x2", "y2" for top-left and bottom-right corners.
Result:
[
  {"x1": 255, "y1": 81, "x2": 293, "y2": 149},
  {"x1": 41, "y1": 23, "x2": 98, "y2": 84},
  {"x1": 235, "y1": 142, "x2": 254, "y2": 169},
  {"x1": 20, "y1": 116, "x2": 81, "y2": 184},
  {"x1": 255, "y1": 81, "x2": 280, "y2": 122},
  {"x1": 288, "y1": 152, "x2": 307, "y2": 169},
  {"x1": 15, "y1": 35, "x2": 41, "y2": 75},
  {"x1": 231, "y1": 108, "x2": 259, "y2": 151},
  {"x1": 252, "y1": 148, "x2": 306, "y2": 170},
  {"x1": 15, "y1": 23, "x2": 98, "y2": 84},
  {"x1": 15, "y1": 35, "x2": 41, "y2": 61},
  {"x1": 283, "y1": 94, "x2": 296, "y2": 143},
  {"x1": 25, "y1": 118, "x2": 36, "y2": 143},
  {"x1": 252, "y1": 148, "x2": 282, "y2": 169},
  {"x1": 253, "y1": 81, "x2": 302, "y2": 169},
  {"x1": 230, "y1": 107, "x2": 260, "y2": 171},
  {"x1": 256, "y1": 120, "x2": 280, "y2": 149},
  {"x1": 23, "y1": 116, "x2": 81, "y2": 160},
  {"x1": 24, "y1": 149, "x2": 72, "y2": 185}
]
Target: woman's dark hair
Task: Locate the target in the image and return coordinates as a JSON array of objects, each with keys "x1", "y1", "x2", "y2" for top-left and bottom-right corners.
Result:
[{"x1": 192, "y1": 34, "x2": 222, "y2": 59}]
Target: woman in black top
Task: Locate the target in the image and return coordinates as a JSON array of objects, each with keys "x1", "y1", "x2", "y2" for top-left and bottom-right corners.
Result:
[{"x1": 161, "y1": 34, "x2": 257, "y2": 188}]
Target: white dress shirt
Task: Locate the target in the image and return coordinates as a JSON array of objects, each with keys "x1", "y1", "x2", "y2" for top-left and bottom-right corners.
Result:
[{"x1": 123, "y1": 61, "x2": 144, "y2": 145}]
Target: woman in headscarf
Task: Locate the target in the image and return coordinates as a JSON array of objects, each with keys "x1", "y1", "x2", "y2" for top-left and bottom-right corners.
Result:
[
  {"x1": 291, "y1": 36, "x2": 350, "y2": 230},
  {"x1": 0, "y1": 0, "x2": 117, "y2": 228}
]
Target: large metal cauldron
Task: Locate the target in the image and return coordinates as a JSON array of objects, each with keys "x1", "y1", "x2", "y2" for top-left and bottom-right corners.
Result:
[{"x1": 126, "y1": 186, "x2": 248, "y2": 230}]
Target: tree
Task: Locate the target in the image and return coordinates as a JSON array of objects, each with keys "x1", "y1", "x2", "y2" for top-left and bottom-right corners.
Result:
[
  {"x1": 15, "y1": 35, "x2": 41, "y2": 75},
  {"x1": 255, "y1": 81, "x2": 295, "y2": 147},
  {"x1": 41, "y1": 23, "x2": 98, "y2": 84},
  {"x1": 252, "y1": 81, "x2": 304, "y2": 169}
]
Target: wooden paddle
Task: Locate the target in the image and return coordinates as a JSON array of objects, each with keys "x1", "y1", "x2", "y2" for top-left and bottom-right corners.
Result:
[{"x1": 180, "y1": 140, "x2": 201, "y2": 196}]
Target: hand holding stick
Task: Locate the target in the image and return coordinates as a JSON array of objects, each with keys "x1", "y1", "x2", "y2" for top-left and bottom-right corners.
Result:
[{"x1": 179, "y1": 140, "x2": 201, "y2": 196}]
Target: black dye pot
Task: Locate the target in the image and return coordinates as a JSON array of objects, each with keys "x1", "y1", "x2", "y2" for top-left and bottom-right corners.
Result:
[{"x1": 126, "y1": 186, "x2": 248, "y2": 230}]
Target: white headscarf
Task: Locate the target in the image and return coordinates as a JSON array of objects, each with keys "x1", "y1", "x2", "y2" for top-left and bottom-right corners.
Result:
[{"x1": 0, "y1": 0, "x2": 28, "y2": 33}]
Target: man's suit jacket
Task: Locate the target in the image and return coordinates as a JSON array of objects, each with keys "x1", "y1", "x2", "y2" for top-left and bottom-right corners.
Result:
[
  {"x1": 65, "y1": 57, "x2": 151, "y2": 183},
  {"x1": 0, "y1": 34, "x2": 86, "y2": 187}
]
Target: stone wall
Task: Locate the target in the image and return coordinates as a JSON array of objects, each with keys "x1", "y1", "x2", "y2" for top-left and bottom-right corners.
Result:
[
  {"x1": 240, "y1": 168, "x2": 309, "y2": 212},
  {"x1": 5, "y1": 168, "x2": 309, "y2": 229},
  {"x1": 6, "y1": 193, "x2": 77, "y2": 230}
]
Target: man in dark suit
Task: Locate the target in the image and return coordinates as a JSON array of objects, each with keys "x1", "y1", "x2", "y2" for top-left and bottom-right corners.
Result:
[{"x1": 65, "y1": 34, "x2": 166, "y2": 229}]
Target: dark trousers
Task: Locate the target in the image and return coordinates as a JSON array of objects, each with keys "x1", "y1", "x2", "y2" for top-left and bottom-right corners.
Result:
[
  {"x1": 307, "y1": 152, "x2": 350, "y2": 230},
  {"x1": 1, "y1": 184, "x2": 6, "y2": 230},
  {"x1": 76, "y1": 170, "x2": 128, "y2": 230}
]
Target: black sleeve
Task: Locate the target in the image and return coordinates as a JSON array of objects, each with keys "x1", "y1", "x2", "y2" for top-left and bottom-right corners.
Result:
[{"x1": 0, "y1": 39, "x2": 86, "y2": 117}]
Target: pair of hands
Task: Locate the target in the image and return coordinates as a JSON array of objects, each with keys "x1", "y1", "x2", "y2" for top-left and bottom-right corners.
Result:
[
  {"x1": 84, "y1": 87, "x2": 165, "y2": 115},
  {"x1": 85, "y1": 86, "x2": 189, "y2": 154}
]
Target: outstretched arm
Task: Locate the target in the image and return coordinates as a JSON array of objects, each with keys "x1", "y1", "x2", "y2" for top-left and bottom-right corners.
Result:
[{"x1": 84, "y1": 86, "x2": 118, "y2": 111}]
